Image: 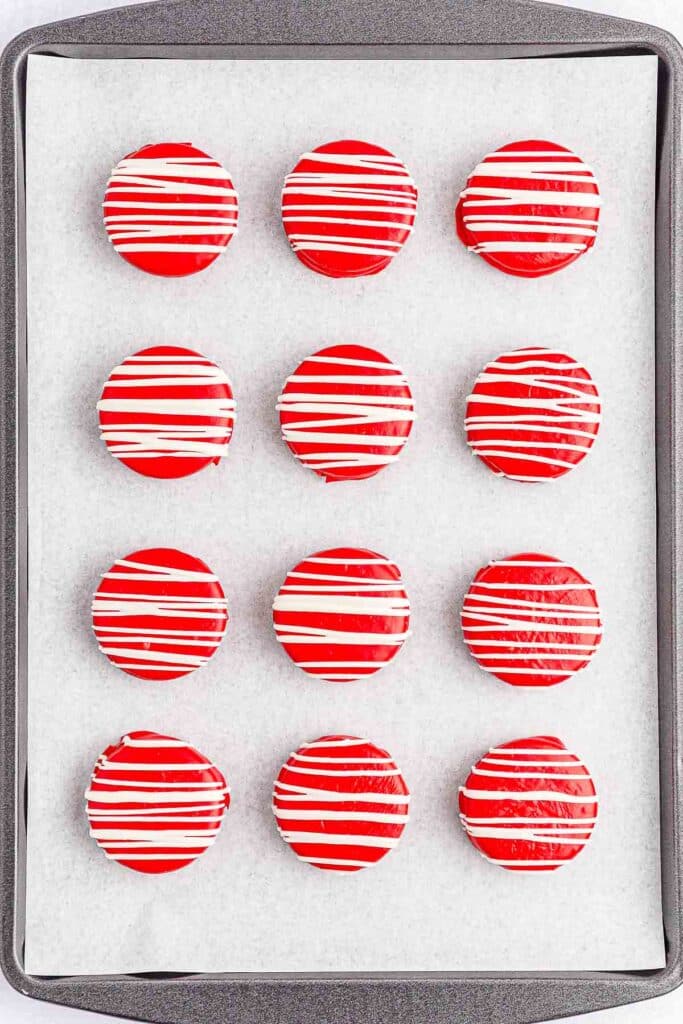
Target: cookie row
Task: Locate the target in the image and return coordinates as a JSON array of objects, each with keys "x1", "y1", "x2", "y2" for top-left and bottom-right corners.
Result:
[
  {"x1": 91, "y1": 547, "x2": 602, "y2": 689},
  {"x1": 104, "y1": 138, "x2": 601, "y2": 280},
  {"x1": 85, "y1": 730, "x2": 598, "y2": 876},
  {"x1": 97, "y1": 344, "x2": 601, "y2": 484}
]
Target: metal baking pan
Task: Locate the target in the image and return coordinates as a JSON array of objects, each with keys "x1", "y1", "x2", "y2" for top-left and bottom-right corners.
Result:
[{"x1": 1, "y1": 1, "x2": 681, "y2": 1022}]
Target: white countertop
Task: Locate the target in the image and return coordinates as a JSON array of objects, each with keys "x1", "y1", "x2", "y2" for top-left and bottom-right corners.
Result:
[{"x1": 0, "y1": 0, "x2": 680, "y2": 1021}]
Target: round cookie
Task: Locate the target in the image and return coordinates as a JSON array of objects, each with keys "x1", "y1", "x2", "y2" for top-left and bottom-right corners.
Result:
[
  {"x1": 277, "y1": 344, "x2": 416, "y2": 483},
  {"x1": 92, "y1": 547, "x2": 229, "y2": 681},
  {"x1": 465, "y1": 347, "x2": 601, "y2": 482},
  {"x1": 281, "y1": 139, "x2": 417, "y2": 278},
  {"x1": 456, "y1": 139, "x2": 601, "y2": 278},
  {"x1": 86, "y1": 730, "x2": 230, "y2": 874},
  {"x1": 103, "y1": 142, "x2": 238, "y2": 277},
  {"x1": 458, "y1": 735, "x2": 598, "y2": 871},
  {"x1": 461, "y1": 553, "x2": 602, "y2": 687},
  {"x1": 273, "y1": 547, "x2": 410, "y2": 682},
  {"x1": 97, "y1": 345, "x2": 236, "y2": 480},
  {"x1": 272, "y1": 734, "x2": 410, "y2": 871}
]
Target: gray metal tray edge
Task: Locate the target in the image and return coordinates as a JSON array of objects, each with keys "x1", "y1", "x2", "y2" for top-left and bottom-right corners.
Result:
[{"x1": 0, "y1": 2, "x2": 681, "y2": 1022}]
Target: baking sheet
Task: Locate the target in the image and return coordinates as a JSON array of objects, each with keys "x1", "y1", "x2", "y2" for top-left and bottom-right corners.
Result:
[{"x1": 23, "y1": 53, "x2": 663, "y2": 975}]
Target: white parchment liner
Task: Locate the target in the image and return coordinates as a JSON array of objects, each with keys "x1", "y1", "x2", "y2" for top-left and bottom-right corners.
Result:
[{"x1": 23, "y1": 54, "x2": 663, "y2": 974}]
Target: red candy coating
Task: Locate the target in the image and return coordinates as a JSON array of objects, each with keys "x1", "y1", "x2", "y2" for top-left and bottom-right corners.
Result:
[
  {"x1": 97, "y1": 345, "x2": 236, "y2": 480},
  {"x1": 281, "y1": 140, "x2": 417, "y2": 278},
  {"x1": 86, "y1": 730, "x2": 230, "y2": 874},
  {"x1": 458, "y1": 735, "x2": 598, "y2": 871},
  {"x1": 277, "y1": 344, "x2": 415, "y2": 483},
  {"x1": 92, "y1": 547, "x2": 229, "y2": 682},
  {"x1": 456, "y1": 140, "x2": 601, "y2": 278},
  {"x1": 272, "y1": 734, "x2": 410, "y2": 872},
  {"x1": 465, "y1": 347, "x2": 601, "y2": 482},
  {"x1": 461, "y1": 553, "x2": 602, "y2": 687},
  {"x1": 273, "y1": 547, "x2": 410, "y2": 682},
  {"x1": 103, "y1": 142, "x2": 238, "y2": 277}
]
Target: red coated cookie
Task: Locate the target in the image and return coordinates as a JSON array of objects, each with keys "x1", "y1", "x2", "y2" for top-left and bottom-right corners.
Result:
[
  {"x1": 461, "y1": 553, "x2": 602, "y2": 687},
  {"x1": 92, "y1": 547, "x2": 229, "y2": 681},
  {"x1": 277, "y1": 344, "x2": 415, "y2": 482},
  {"x1": 86, "y1": 730, "x2": 230, "y2": 874},
  {"x1": 465, "y1": 347, "x2": 601, "y2": 482},
  {"x1": 103, "y1": 142, "x2": 238, "y2": 277},
  {"x1": 273, "y1": 547, "x2": 410, "y2": 682},
  {"x1": 272, "y1": 735, "x2": 410, "y2": 871},
  {"x1": 281, "y1": 140, "x2": 417, "y2": 278},
  {"x1": 97, "y1": 345, "x2": 236, "y2": 480},
  {"x1": 456, "y1": 140, "x2": 601, "y2": 278},
  {"x1": 458, "y1": 736, "x2": 598, "y2": 871}
]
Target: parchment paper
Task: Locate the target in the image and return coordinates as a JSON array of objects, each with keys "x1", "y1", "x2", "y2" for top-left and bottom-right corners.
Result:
[{"x1": 23, "y1": 53, "x2": 664, "y2": 975}]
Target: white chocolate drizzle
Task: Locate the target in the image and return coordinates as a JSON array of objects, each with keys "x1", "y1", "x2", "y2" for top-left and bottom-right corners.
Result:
[
  {"x1": 272, "y1": 735, "x2": 410, "y2": 871},
  {"x1": 278, "y1": 345, "x2": 415, "y2": 482},
  {"x1": 461, "y1": 553, "x2": 602, "y2": 686},
  {"x1": 460, "y1": 142, "x2": 601, "y2": 260},
  {"x1": 97, "y1": 346, "x2": 235, "y2": 473},
  {"x1": 86, "y1": 731, "x2": 229, "y2": 872},
  {"x1": 282, "y1": 142, "x2": 417, "y2": 274},
  {"x1": 458, "y1": 737, "x2": 598, "y2": 871},
  {"x1": 465, "y1": 347, "x2": 600, "y2": 482},
  {"x1": 92, "y1": 550, "x2": 228, "y2": 680},
  {"x1": 104, "y1": 151, "x2": 238, "y2": 257},
  {"x1": 273, "y1": 548, "x2": 410, "y2": 682}
]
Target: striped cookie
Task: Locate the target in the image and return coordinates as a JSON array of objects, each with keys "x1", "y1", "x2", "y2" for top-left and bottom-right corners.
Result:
[
  {"x1": 103, "y1": 141, "x2": 238, "y2": 277},
  {"x1": 273, "y1": 735, "x2": 410, "y2": 871},
  {"x1": 456, "y1": 139, "x2": 601, "y2": 277}
]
